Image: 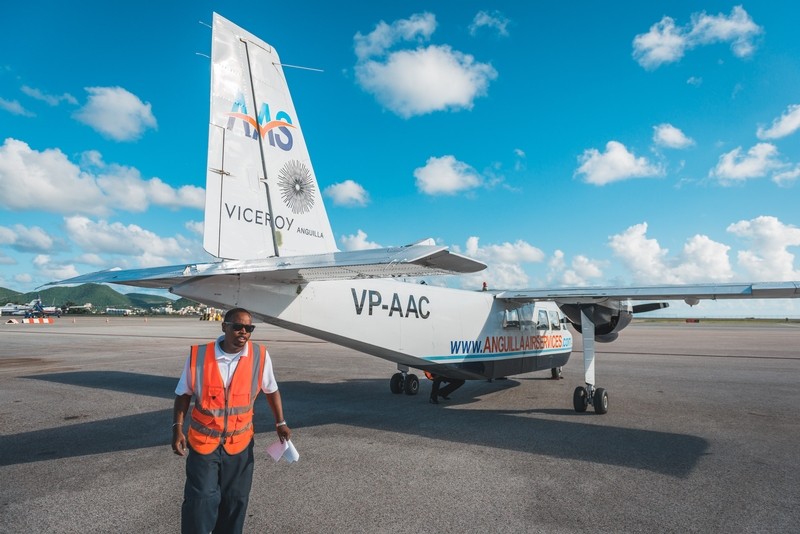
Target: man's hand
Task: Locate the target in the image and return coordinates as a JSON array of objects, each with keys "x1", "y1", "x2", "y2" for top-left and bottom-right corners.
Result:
[
  {"x1": 277, "y1": 424, "x2": 291, "y2": 443},
  {"x1": 172, "y1": 426, "x2": 187, "y2": 456},
  {"x1": 172, "y1": 394, "x2": 191, "y2": 456}
]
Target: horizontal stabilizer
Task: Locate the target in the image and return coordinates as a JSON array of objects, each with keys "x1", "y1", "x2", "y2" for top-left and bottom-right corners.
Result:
[
  {"x1": 46, "y1": 242, "x2": 486, "y2": 289},
  {"x1": 496, "y1": 282, "x2": 800, "y2": 304}
]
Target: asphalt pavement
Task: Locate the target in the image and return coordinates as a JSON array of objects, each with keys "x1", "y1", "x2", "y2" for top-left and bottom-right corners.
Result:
[{"x1": 1, "y1": 316, "x2": 798, "y2": 533}]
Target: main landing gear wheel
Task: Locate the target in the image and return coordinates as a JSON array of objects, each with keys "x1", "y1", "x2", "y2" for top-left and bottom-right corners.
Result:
[
  {"x1": 593, "y1": 387, "x2": 608, "y2": 414},
  {"x1": 573, "y1": 386, "x2": 609, "y2": 414},
  {"x1": 390, "y1": 373, "x2": 404, "y2": 394},
  {"x1": 404, "y1": 374, "x2": 420, "y2": 395},
  {"x1": 551, "y1": 367, "x2": 563, "y2": 379},
  {"x1": 573, "y1": 387, "x2": 588, "y2": 412}
]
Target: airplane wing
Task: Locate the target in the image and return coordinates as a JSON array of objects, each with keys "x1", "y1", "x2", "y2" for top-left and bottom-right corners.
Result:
[
  {"x1": 495, "y1": 282, "x2": 800, "y2": 304},
  {"x1": 45, "y1": 242, "x2": 487, "y2": 289}
]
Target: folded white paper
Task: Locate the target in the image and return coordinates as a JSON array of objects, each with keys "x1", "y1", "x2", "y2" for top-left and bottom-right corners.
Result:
[{"x1": 266, "y1": 439, "x2": 299, "y2": 463}]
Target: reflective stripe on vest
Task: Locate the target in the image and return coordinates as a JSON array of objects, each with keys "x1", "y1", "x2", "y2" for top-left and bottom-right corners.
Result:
[{"x1": 187, "y1": 341, "x2": 266, "y2": 455}]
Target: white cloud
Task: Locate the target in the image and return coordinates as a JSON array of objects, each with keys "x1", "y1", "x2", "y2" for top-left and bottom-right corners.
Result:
[
  {"x1": 73, "y1": 86, "x2": 157, "y2": 141},
  {"x1": 0, "y1": 251, "x2": 17, "y2": 265},
  {"x1": 727, "y1": 216, "x2": 800, "y2": 281},
  {"x1": 63, "y1": 216, "x2": 196, "y2": 267},
  {"x1": 32, "y1": 255, "x2": 79, "y2": 280},
  {"x1": 756, "y1": 104, "x2": 800, "y2": 140},
  {"x1": 21, "y1": 85, "x2": 77, "y2": 106},
  {"x1": 464, "y1": 236, "x2": 545, "y2": 264},
  {"x1": 414, "y1": 155, "x2": 482, "y2": 195},
  {"x1": 514, "y1": 148, "x2": 525, "y2": 158},
  {"x1": 469, "y1": 11, "x2": 510, "y2": 37},
  {"x1": 73, "y1": 253, "x2": 106, "y2": 265},
  {"x1": 354, "y1": 13, "x2": 437, "y2": 61},
  {"x1": 323, "y1": 180, "x2": 370, "y2": 207},
  {"x1": 687, "y1": 76, "x2": 702, "y2": 86},
  {"x1": 13, "y1": 273, "x2": 32, "y2": 283},
  {"x1": 632, "y1": 16, "x2": 688, "y2": 69},
  {"x1": 709, "y1": 143, "x2": 783, "y2": 184},
  {"x1": 354, "y1": 14, "x2": 497, "y2": 118},
  {"x1": 462, "y1": 263, "x2": 530, "y2": 290},
  {"x1": 547, "y1": 250, "x2": 607, "y2": 286},
  {"x1": 772, "y1": 165, "x2": 800, "y2": 186},
  {"x1": 653, "y1": 123, "x2": 695, "y2": 149},
  {"x1": 575, "y1": 141, "x2": 663, "y2": 185},
  {"x1": 185, "y1": 220, "x2": 204, "y2": 236},
  {"x1": 608, "y1": 223, "x2": 734, "y2": 284},
  {"x1": 689, "y1": 6, "x2": 762, "y2": 57},
  {"x1": 0, "y1": 139, "x2": 204, "y2": 215},
  {"x1": 454, "y1": 236, "x2": 545, "y2": 290},
  {"x1": 0, "y1": 97, "x2": 35, "y2": 117},
  {"x1": 340, "y1": 230, "x2": 382, "y2": 251},
  {"x1": 0, "y1": 224, "x2": 67, "y2": 253},
  {"x1": 572, "y1": 255, "x2": 606, "y2": 280},
  {"x1": 633, "y1": 6, "x2": 762, "y2": 70}
]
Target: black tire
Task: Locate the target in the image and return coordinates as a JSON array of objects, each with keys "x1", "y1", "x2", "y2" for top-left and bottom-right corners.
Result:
[
  {"x1": 390, "y1": 373, "x2": 404, "y2": 394},
  {"x1": 551, "y1": 367, "x2": 562, "y2": 379},
  {"x1": 573, "y1": 387, "x2": 588, "y2": 412},
  {"x1": 404, "y1": 374, "x2": 419, "y2": 395},
  {"x1": 593, "y1": 388, "x2": 608, "y2": 414}
]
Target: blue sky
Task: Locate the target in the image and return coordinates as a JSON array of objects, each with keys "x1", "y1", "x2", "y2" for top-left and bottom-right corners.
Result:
[{"x1": 1, "y1": 1, "x2": 799, "y2": 316}]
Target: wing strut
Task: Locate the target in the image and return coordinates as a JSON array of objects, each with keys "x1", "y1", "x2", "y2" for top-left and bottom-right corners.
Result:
[{"x1": 581, "y1": 308, "x2": 596, "y2": 387}]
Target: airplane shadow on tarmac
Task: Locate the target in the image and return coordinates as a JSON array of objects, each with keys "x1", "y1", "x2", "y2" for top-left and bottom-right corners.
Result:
[{"x1": 3, "y1": 371, "x2": 708, "y2": 479}]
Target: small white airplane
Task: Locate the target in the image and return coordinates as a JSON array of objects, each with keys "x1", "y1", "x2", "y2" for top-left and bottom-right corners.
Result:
[
  {"x1": 0, "y1": 301, "x2": 34, "y2": 316},
  {"x1": 50, "y1": 14, "x2": 800, "y2": 414},
  {"x1": 0, "y1": 296, "x2": 59, "y2": 317}
]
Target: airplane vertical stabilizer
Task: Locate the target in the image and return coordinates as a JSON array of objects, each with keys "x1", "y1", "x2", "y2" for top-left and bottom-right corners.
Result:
[{"x1": 204, "y1": 13, "x2": 337, "y2": 260}]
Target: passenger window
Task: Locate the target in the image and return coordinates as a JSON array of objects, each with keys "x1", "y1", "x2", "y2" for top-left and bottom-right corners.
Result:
[
  {"x1": 549, "y1": 311, "x2": 561, "y2": 330},
  {"x1": 503, "y1": 309, "x2": 520, "y2": 329},
  {"x1": 519, "y1": 305, "x2": 535, "y2": 329},
  {"x1": 536, "y1": 309, "x2": 550, "y2": 330}
]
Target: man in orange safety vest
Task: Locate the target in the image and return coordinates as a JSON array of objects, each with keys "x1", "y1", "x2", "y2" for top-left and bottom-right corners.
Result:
[{"x1": 171, "y1": 308, "x2": 290, "y2": 533}]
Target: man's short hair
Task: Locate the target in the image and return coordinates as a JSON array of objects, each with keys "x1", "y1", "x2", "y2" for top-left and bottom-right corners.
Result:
[{"x1": 224, "y1": 308, "x2": 251, "y2": 322}]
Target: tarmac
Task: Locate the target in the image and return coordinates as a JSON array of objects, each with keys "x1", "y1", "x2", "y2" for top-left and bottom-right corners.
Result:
[{"x1": 1, "y1": 316, "x2": 798, "y2": 533}]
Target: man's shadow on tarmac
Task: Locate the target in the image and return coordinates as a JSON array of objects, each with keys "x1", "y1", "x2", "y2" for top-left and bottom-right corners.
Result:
[{"x1": 2, "y1": 370, "x2": 707, "y2": 479}]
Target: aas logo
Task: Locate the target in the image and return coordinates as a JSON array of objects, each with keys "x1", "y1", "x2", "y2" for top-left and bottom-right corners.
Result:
[{"x1": 226, "y1": 92, "x2": 295, "y2": 151}]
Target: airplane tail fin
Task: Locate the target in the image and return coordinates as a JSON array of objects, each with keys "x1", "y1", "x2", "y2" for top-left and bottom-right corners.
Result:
[{"x1": 203, "y1": 13, "x2": 337, "y2": 260}]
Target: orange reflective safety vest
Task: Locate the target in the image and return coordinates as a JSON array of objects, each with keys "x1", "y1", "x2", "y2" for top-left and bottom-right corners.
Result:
[{"x1": 187, "y1": 341, "x2": 267, "y2": 455}]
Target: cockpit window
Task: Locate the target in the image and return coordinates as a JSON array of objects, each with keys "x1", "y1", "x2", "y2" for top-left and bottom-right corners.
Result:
[
  {"x1": 503, "y1": 308, "x2": 520, "y2": 329},
  {"x1": 536, "y1": 309, "x2": 550, "y2": 330},
  {"x1": 549, "y1": 310, "x2": 561, "y2": 330}
]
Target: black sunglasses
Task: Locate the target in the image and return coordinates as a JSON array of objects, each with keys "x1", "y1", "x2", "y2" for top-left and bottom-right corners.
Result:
[{"x1": 223, "y1": 322, "x2": 255, "y2": 333}]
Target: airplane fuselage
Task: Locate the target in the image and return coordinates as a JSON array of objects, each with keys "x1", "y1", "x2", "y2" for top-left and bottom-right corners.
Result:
[{"x1": 172, "y1": 277, "x2": 573, "y2": 380}]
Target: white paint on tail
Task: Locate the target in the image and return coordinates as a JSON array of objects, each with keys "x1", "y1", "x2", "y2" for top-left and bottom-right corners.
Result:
[{"x1": 204, "y1": 14, "x2": 337, "y2": 260}]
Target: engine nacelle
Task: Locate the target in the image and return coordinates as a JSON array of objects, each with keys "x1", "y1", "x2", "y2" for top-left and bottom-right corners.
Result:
[{"x1": 557, "y1": 303, "x2": 632, "y2": 343}]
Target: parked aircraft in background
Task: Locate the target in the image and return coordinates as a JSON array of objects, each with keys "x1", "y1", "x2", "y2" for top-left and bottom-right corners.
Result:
[
  {"x1": 1, "y1": 296, "x2": 60, "y2": 317},
  {"x1": 33, "y1": 296, "x2": 61, "y2": 317},
  {"x1": 0, "y1": 301, "x2": 34, "y2": 316},
  {"x1": 50, "y1": 14, "x2": 800, "y2": 414}
]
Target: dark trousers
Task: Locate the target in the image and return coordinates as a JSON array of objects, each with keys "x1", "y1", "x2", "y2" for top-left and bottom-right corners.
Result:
[
  {"x1": 182, "y1": 440, "x2": 254, "y2": 534},
  {"x1": 431, "y1": 376, "x2": 465, "y2": 399}
]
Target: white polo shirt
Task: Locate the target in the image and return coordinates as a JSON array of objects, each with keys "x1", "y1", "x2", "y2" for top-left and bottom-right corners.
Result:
[{"x1": 175, "y1": 335, "x2": 278, "y2": 396}]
